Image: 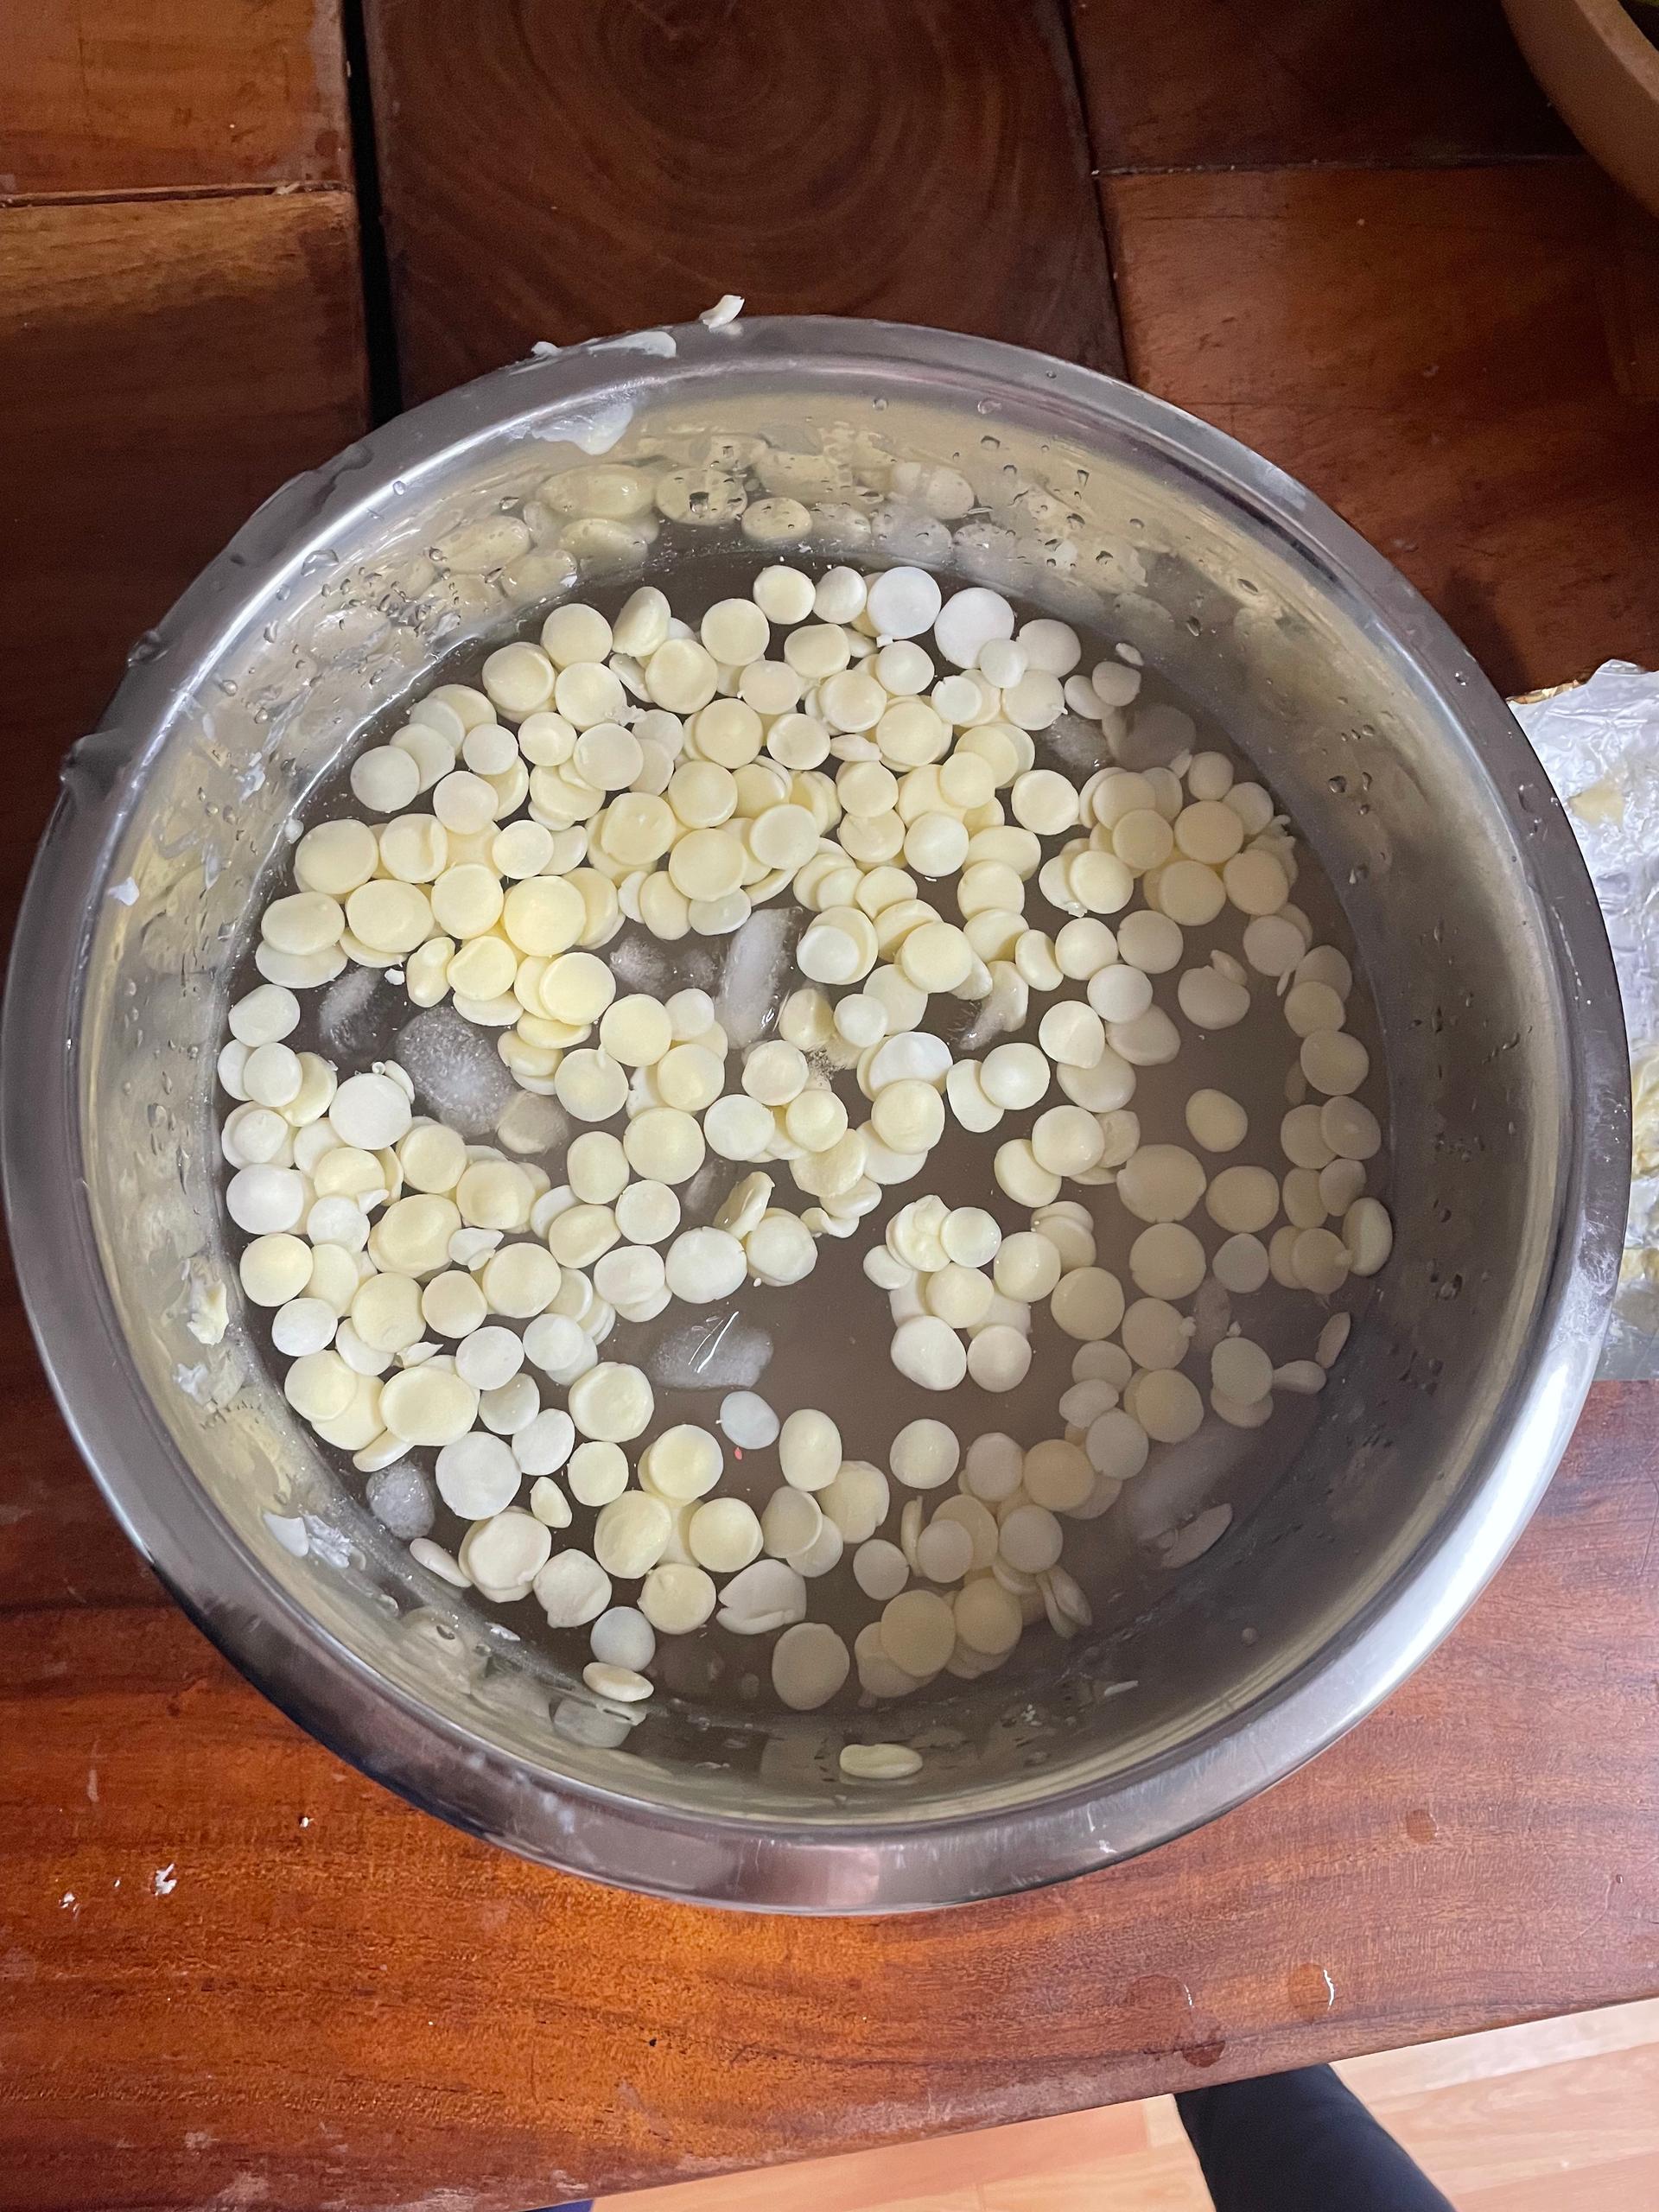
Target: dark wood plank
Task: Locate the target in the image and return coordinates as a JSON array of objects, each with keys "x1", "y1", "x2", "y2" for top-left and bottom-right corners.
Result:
[
  {"x1": 0, "y1": 1249, "x2": 160, "y2": 1616},
  {"x1": 362, "y1": 0, "x2": 1122, "y2": 404},
  {"x1": 1070, "y1": 0, "x2": 1571, "y2": 172},
  {"x1": 1103, "y1": 161, "x2": 1659, "y2": 696},
  {"x1": 3, "y1": 1382, "x2": 1655, "y2": 2210},
  {"x1": 0, "y1": 190, "x2": 369, "y2": 1618},
  {"x1": 3, "y1": 0, "x2": 352, "y2": 195},
  {"x1": 1606, "y1": 198, "x2": 1659, "y2": 404},
  {"x1": 0, "y1": 192, "x2": 369, "y2": 931}
]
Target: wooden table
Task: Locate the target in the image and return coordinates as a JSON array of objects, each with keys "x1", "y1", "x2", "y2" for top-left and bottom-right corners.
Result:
[{"x1": 3, "y1": 5, "x2": 1657, "y2": 2207}]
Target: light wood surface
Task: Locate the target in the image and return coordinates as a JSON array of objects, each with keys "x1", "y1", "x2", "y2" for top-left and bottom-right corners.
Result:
[{"x1": 601, "y1": 2000, "x2": 1659, "y2": 2211}]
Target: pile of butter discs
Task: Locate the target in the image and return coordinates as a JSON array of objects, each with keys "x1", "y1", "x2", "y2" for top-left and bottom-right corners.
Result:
[{"x1": 214, "y1": 554, "x2": 1391, "y2": 1751}]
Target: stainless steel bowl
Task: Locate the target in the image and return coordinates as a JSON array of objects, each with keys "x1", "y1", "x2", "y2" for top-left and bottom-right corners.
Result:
[{"x1": 3, "y1": 319, "x2": 1628, "y2": 1911}]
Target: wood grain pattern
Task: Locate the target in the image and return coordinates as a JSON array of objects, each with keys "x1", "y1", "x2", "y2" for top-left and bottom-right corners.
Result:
[
  {"x1": 7, "y1": 21, "x2": 1659, "y2": 2210},
  {"x1": 1103, "y1": 162, "x2": 1659, "y2": 696},
  {"x1": 603, "y1": 2002, "x2": 1659, "y2": 2212},
  {"x1": 3, "y1": 1382, "x2": 1655, "y2": 2210},
  {"x1": 362, "y1": 0, "x2": 1122, "y2": 404},
  {"x1": 2, "y1": 0, "x2": 351, "y2": 196},
  {"x1": 1606, "y1": 197, "x2": 1659, "y2": 404},
  {"x1": 0, "y1": 192, "x2": 369, "y2": 936},
  {"x1": 0, "y1": 1251, "x2": 158, "y2": 1616},
  {"x1": 1069, "y1": 0, "x2": 1572, "y2": 171}
]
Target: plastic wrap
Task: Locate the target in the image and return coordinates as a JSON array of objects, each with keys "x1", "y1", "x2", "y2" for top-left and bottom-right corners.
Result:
[{"x1": 1515, "y1": 661, "x2": 1659, "y2": 1371}]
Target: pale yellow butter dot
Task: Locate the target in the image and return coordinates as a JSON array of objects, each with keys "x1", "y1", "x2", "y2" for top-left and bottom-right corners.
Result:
[
  {"x1": 380, "y1": 1365, "x2": 480, "y2": 1446},
  {"x1": 646, "y1": 638, "x2": 720, "y2": 714},
  {"x1": 239, "y1": 1234, "x2": 312, "y2": 1306},
  {"x1": 779, "y1": 1408, "x2": 841, "y2": 1491},
  {"x1": 481, "y1": 641, "x2": 556, "y2": 717},
  {"x1": 243, "y1": 1042, "x2": 302, "y2": 1109},
  {"x1": 880, "y1": 1589, "x2": 956, "y2": 1676},
  {"x1": 554, "y1": 1049, "x2": 629, "y2": 1122},
  {"x1": 594, "y1": 1492, "x2": 673, "y2": 1579},
  {"x1": 263, "y1": 891, "x2": 346, "y2": 957},
  {"x1": 554, "y1": 662, "x2": 626, "y2": 730},
  {"x1": 622, "y1": 1106, "x2": 703, "y2": 1185},
  {"x1": 480, "y1": 1243, "x2": 561, "y2": 1317},
  {"x1": 785, "y1": 1087, "x2": 848, "y2": 1151},
  {"x1": 1129, "y1": 1222, "x2": 1208, "y2": 1300},
  {"x1": 1116, "y1": 1143, "x2": 1206, "y2": 1224},
  {"x1": 296, "y1": 819, "x2": 378, "y2": 897},
  {"x1": 448, "y1": 1165, "x2": 528, "y2": 1236},
  {"x1": 568, "y1": 1361, "x2": 654, "y2": 1441},
  {"x1": 351, "y1": 1273, "x2": 424, "y2": 1353},
  {"x1": 747, "y1": 804, "x2": 818, "y2": 869},
  {"x1": 1343, "y1": 1196, "x2": 1394, "y2": 1276},
  {"x1": 1156, "y1": 860, "x2": 1226, "y2": 927},
  {"x1": 432, "y1": 770, "x2": 499, "y2": 836},
  {"x1": 1032, "y1": 1104, "x2": 1105, "y2": 1178},
  {"x1": 840, "y1": 1743, "x2": 922, "y2": 1782},
  {"x1": 1009, "y1": 770, "x2": 1078, "y2": 836},
  {"x1": 639, "y1": 1561, "x2": 718, "y2": 1635},
  {"x1": 1175, "y1": 799, "x2": 1245, "y2": 864},
  {"x1": 378, "y1": 815, "x2": 448, "y2": 883},
  {"x1": 370, "y1": 1194, "x2": 461, "y2": 1274},
  {"x1": 654, "y1": 1042, "x2": 724, "y2": 1114},
  {"x1": 641, "y1": 1423, "x2": 724, "y2": 1501},
  {"x1": 541, "y1": 603, "x2": 613, "y2": 667},
  {"x1": 603, "y1": 792, "x2": 676, "y2": 866},
  {"x1": 1061, "y1": 851, "x2": 1131, "y2": 917},
  {"x1": 285, "y1": 1348, "x2": 357, "y2": 1423},
  {"x1": 430, "y1": 862, "x2": 504, "y2": 938},
  {"x1": 771, "y1": 1621, "x2": 850, "y2": 1710},
  {"x1": 1186, "y1": 1089, "x2": 1248, "y2": 1153},
  {"x1": 504, "y1": 875, "x2": 586, "y2": 956},
  {"x1": 447, "y1": 937, "x2": 516, "y2": 1000},
  {"x1": 1049, "y1": 1267, "x2": 1125, "y2": 1341},
  {"x1": 565, "y1": 1129, "x2": 629, "y2": 1205},
  {"x1": 599, "y1": 995, "x2": 672, "y2": 1066},
  {"x1": 421, "y1": 1269, "x2": 487, "y2": 1338},
  {"x1": 1223, "y1": 849, "x2": 1290, "y2": 916},
  {"x1": 346, "y1": 880, "x2": 434, "y2": 956},
  {"x1": 537, "y1": 949, "x2": 613, "y2": 1025},
  {"x1": 1024, "y1": 1440, "x2": 1095, "y2": 1513},
  {"x1": 898, "y1": 919, "x2": 972, "y2": 994},
  {"x1": 668, "y1": 827, "x2": 745, "y2": 900},
  {"x1": 547, "y1": 1204, "x2": 619, "y2": 1269},
  {"x1": 980, "y1": 1042, "x2": 1049, "y2": 1112},
  {"x1": 955, "y1": 1577, "x2": 1022, "y2": 1656},
  {"x1": 890, "y1": 1314, "x2": 968, "y2": 1392},
  {"x1": 583, "y1": 1662, "x2": 653, "y2": 1704},
  {"x1": 871, "y1": 1079, "x2": 944, "y2": 1154},
  {"x1": 1301, "y1": 1029, "x2": 1370, "y2": 1097},
  {"x1": 571, "y1": 721, "x2": 640, "y2": 792},
  {"x1": 701, "y1": 598, "x2": 770, "y2": 665},
  {"x1": 741, "y1": 1040, "x2": 807, "y2": 1106}
]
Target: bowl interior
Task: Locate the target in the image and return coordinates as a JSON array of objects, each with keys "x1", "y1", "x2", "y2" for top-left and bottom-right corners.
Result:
[{"x1": 42, "y1": 323, "x2": 1612, "y2": 1904}]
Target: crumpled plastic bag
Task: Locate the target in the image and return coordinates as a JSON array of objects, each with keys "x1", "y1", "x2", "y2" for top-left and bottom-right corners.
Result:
[{"x1": 1513, "y1": 661, "x2": 1659, "y2": 1371}]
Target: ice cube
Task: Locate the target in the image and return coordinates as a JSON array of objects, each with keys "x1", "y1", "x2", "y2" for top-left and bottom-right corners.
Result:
[
  {"x1": 319, "y1": 964, "x2": 394, "y2": 1060},
  {"x1": 715, "y1": 906, "x2": 798, "y2": 1047},
  {"x1": 648, "y1": 1311, "x2": 772, "y2": 1390},
  {"x1": 393, "y1": 1006, "x2": 515, "y2": 1139}
]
